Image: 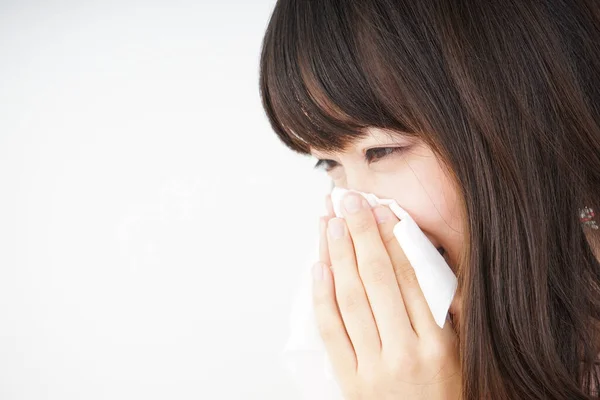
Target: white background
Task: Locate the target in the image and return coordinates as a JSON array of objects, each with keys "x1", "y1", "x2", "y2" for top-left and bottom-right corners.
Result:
[{"x1": 0, "y1": 1, "x2": 332, "y2": 398}]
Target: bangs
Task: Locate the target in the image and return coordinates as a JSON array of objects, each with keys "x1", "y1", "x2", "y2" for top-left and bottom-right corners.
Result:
[{"x1": 259, "y1": 0, "x2": 420, "y2": 155}]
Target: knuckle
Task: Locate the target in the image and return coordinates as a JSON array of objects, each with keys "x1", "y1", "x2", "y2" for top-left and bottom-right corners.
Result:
[
  {"x1": 361, "y1": 259, "x2": 389, "y2": 284},
  {"x1": 422, "y1": 338, "x2": 453, "y2": 364},
  {"x1": 316, "y1": 321, "x2": 337, "y2": 343},
  {"x1": 381, "y1": 228, "x2": 397, "y2": 246},
  {"x1": 350, "y1": 215, "x2": 372, "y2": 234},
  {"x1": 395, "y1": 261, "x2": 418, "y2": 284},
  {"x1": 422, "y1": 341, "x2": 444, "y2": 363},
  {"x1": 339, "y1": 288, "x2": 363, "y2": 312},
  {"x1": 359, "y1": 366, "x2": 382, "y2": 388},
  {"x1": 389, "y1": 353, "x2": 419, "y2": 376},
  {"x1": 329, "y1": 254, "x2": 353, "y2": 274}
]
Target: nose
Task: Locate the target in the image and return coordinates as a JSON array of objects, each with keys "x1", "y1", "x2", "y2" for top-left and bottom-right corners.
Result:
[{"x1": 337, "y1": 168, "x2": 377, "y2": 195}]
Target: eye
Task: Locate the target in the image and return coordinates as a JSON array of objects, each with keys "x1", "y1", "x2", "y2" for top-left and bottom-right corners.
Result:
[
  {"x1": 365, "y1": 146, "x2": 406, "y2": 163},
  {"x1": 313, "y1": 159, "x2": 339, "y2": 172},
  {"x1": 312, "y1": 146, "x2": 406, "y2": 172}
]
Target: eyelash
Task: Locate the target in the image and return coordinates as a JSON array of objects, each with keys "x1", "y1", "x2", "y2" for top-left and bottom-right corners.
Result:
[{"x1": 313, "y1": 147, "x2": 406, "y2": 172}]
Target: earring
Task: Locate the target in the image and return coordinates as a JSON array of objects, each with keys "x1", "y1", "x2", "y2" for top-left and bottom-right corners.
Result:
[{"x1": 580, "y1": 206, "x2": 599, "y2": 230}]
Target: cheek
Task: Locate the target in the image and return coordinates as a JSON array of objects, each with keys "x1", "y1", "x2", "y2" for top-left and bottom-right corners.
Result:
[
  {"x1": 381, "y1": 155, "x2": 463, "y2": 241},
  {"x1": 415, "y1": 180, "x2": 462, "y2": 238}
]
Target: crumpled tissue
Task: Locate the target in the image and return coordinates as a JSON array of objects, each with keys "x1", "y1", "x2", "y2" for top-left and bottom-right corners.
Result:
[{"x1": 280, "y1": 187, "x2": 458, "y2": 400}]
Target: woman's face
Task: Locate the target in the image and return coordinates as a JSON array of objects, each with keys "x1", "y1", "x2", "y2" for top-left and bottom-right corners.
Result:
[{"x1": 310, "y1": 128, "x2": 465, "y2": 275}]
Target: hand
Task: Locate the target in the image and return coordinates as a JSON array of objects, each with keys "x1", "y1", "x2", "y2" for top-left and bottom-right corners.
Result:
[{"x1": 312, "y1": 192, "x2": 462, "y2": 400}]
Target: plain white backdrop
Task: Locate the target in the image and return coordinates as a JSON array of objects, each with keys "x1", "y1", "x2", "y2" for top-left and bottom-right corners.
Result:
[{"x1": 0, "y1": 1, "x2": 332, "y2": 399}]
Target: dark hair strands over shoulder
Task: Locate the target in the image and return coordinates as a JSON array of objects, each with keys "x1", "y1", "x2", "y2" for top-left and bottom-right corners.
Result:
[{"x1": 259, "y1": 0, "x2": 600, "y2": 398}]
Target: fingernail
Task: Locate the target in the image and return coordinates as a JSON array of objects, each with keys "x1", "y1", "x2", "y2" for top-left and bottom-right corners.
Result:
[
  {"x1": 312, "y1": 262, "x2": 324, "y2": 281},
  {"x1": 343, "y1": 193, "x2": 367, "y2": 214},
  {"x1": 328, "y1": 218, "x2": 345, "y2": 239},
  {"x1": 373, "y1": 206, "x2": 392, "y2": 224}
]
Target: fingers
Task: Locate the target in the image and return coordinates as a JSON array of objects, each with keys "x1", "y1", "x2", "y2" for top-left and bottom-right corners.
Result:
[
  {"x1": 327, "y1": 217, "x2": 382, "y2": 364},
  {"x1": 312, "y1": 261, "x2": 357, "y2": 380},
  {"x1": 335, "y1": 193, "x2": 415, "y2": 351},
  {"x1": 314, "y1": 192, "x2": 358, "y2": 383},
  {"x1": 372, "y1": 205, "x2": 439, "y2": 336},
  {"x1": 319, "y1": 217, "x2": 332, "y2": 266},
  {"x1": 318, "y1": 194, "x2": 336, "y2": 266}
]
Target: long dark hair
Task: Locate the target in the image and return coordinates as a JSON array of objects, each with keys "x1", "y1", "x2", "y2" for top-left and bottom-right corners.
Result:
[{"x1": 258, "y1": 1, "x2": 600, "y2": 398}]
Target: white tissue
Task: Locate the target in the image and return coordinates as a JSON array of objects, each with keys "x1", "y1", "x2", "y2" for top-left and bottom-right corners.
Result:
[{"x1": 280, "y1": 187, "x2": 458, "y2": 400}]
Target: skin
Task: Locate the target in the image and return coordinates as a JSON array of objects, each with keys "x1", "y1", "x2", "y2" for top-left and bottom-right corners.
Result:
[
  {"x1": 312, "y1": 191, "x2": 462, "y2": 399},
  {"x1": 309, "y1": 128, "x2": 466, "y2": 398},
  {"x1": 310, "y1": 127, "x2": 464, "y2": 314}
]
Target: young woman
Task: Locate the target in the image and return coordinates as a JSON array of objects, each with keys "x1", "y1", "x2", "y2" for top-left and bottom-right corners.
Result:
[{"x1": 259, "y1": 1, "x2": 600, "y2": 398}]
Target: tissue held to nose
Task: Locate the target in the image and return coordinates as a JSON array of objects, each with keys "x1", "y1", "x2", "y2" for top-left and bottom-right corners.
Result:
[{"x1": 329, "y1": 187, "x2": 457, "y2": 329}]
